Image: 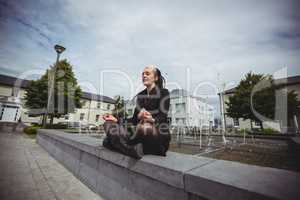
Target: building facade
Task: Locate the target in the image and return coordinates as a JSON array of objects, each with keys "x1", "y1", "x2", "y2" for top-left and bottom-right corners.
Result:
[
  {"x1": 0, "y1": 74, "x2": 116, "y2": 125},
  {"x1": 219, "y1": 75, "x2": 300, "y2": 133},
  {"x1": 125, "y1": 89, "x2": 215, "y2": 129}
]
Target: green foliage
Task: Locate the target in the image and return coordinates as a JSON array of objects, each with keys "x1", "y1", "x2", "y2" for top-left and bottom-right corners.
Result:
[
  {"x1": 226, "y1": 72, "x2": 268, "y2": 123},
  {"x1": 112, "y1": 96, "x2": 128, "y2": 119},
  {"x1": 24, "y1": 126, "x2": 39, "y2": 135},
  {"x1": 24, "y1": 59, "x2": 82, "y2": 124},
  {"x1": 44, "y1": 123, "x2": 68, "y2": 129},
  {"x1": 226, "y1": 72, "x2": 300, "y2": 129},
  {"x1": 261, "y1": 128, "x2": 279, "y2": 134},
  {"x1": 236, "y1": 128, "x2": 250, "y2": 135},
  {"x1": 24, "y1": 79, "x2": 48, "y2": 116}
]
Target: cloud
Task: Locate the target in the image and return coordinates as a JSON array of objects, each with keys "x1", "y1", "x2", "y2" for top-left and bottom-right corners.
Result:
[
  {"x1": 11, "y1": 17, "x2": 52, "y2": 44},
  {"x1": 1, "y1": 0, "x2": 300, "y2": 117}
]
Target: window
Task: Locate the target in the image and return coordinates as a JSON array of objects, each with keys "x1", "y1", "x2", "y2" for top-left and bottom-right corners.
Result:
[
  {"x1": 95, "y1": 114, "x2": 100, "y2": 122},
  {"x1": 97, "y1": 102, "x2": 101, "y2": 109},
  {"x1": 80, "y1": 113, "x2": 84, "y2": 121},
  {"x1": 255, "y1": 121, "x2": 261, "y2": 126},
  {"x1": 175, "y1": 103, "x2": 185, "y2": 113},
  {"x1": 11, "y1": 88, "x2": 19, "y2": 97},
  {"x1": 81, "y1": 100, "x2": 87, "y2": 107},
  {"x1": 127, "y1": 109, "x2": 133, "y2": 116},
  {"x1": 233, "y1": 118, "x2": 239, "y2": 126},
  {"x1": 107, "y1": 104, "x2": 110, "y2": 110},
  {"x1": 176, "y1": 118, "x2": 185, "y2": 125}
]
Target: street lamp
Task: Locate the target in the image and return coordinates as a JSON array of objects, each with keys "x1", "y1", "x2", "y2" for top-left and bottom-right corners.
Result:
[
  {"x1": 55, "y1": 44, "x2": 66, "y2": 54},
  {"x1": 43, "y1": 44, "x2": 66, "y2": 127}
]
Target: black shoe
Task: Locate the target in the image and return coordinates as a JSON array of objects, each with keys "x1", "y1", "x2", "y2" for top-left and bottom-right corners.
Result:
[
  {"x1": 102, "y1": 137, "x2": 114, "y2": 150},
  {"x1": 116, "y1": 141, "x2": 144, "y2": 159},
  {"x1": 133, "y1": 143, "x2": 144, "y2": 159},
  {"x1": 107, "y1": 133, "x2": 144, "y2": 159}
]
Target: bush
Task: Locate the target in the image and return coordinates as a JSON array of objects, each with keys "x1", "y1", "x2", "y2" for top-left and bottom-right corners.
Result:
[
  {"x1": 236, "y1": 128, "x2": 250, "y2": 135},
  {"x1": 45, "y1": 123, "x2": 68, "y2": 129},
  {"x1": 261, "y1": 128, "x2": 279, "y2": 134},
  {"x1": 24, "y1": 126, "x2": 39, "y2": 135},
  {"x1": 30, "y1": 123, "x2": 41, "y2": 127},
  {"x1": 248, "y1": 127, "x2": 279, "y2": 135}
]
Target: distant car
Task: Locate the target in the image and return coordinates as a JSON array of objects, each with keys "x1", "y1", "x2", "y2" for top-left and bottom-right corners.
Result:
[
  {"x1": 88, "y1": 123, "x2": 98, "y2": 130},
  {"x1": 81, "y1": 123, "x2": 98, "y2": 130},
  {"x1": 65, "y1": 121, "x2": 98, "y2": 130},
  {"x1": 66, "y1": 121, "x2": 82, "y2": 129}
]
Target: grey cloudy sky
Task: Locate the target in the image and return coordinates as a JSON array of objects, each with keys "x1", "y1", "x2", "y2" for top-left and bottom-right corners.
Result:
[{"x1": 1, "y1": 0, "x2": 300, "y2": 115}]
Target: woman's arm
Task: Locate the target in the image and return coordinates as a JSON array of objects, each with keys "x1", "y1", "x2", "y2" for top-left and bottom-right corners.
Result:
[
  {"x1": 153, "y1": 89, "x2": 170, "y2": 125},
  {"x1": 120, "y1": 96, "x2": 141, "y2": 126},
  {"x1": 123, "y1": 106, "x2": 139, "y2": 125}
]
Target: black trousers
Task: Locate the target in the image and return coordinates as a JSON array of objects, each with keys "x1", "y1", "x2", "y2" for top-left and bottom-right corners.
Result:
[{"x1": 103, "y1": 121, "x2": 171, "y2": 156}]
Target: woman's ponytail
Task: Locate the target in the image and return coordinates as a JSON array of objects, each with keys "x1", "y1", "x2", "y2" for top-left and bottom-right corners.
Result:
[{"x1": 154, "y1": 67, "x2": 166, "y2": 89}]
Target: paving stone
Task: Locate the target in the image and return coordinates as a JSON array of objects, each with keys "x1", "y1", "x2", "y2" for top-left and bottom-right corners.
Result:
[{"x1": 0, "y1": 131, "x2": 103, "y2": 200}]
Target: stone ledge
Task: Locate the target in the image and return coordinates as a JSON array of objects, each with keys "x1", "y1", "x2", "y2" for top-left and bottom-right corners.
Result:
[
  {"x1": 37, "y1": 129, "x2": 300, "y2": 200},
  {"x1": 289, "y1": 137, "x2": 300, "y2": 155},
  {"x1": 185, "y1": 160, "x2": 300, "y2": 200}
]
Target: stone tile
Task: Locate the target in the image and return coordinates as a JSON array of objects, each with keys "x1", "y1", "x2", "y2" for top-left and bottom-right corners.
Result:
[
  {"x1": 47, "y1": 175, "x2": 101, "y2": 200},
  {"x1": 0, "y1": 131, "x2": 104, "y2": 200},
  {"x1": 6, "y1": 189, "x2": 40, "y2": 200},
  {"x1": 38, "y1": 189, "x2": 57, "y2": 200}
]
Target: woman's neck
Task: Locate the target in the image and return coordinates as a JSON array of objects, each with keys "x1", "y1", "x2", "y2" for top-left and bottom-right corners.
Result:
[{"x1": 146, "y1": 84, "x2": 156, "y2": 94}]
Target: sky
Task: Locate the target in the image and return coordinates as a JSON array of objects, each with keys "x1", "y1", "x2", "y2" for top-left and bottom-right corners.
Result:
[{"x1": 1, "y1": 0, "x2": 300, "y2": 116}]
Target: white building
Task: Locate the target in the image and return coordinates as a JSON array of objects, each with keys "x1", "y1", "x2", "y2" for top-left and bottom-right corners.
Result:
[
  {"x1": 0, "y1": 96, "x2": 22, "y2": 122},
  {"x1": 169, "y1": 89, "x2": 214, "y2": 128},
  {"x1": 125, "y1": 89, "x2": 215, "y2": 128},
  {"x1": 0, "y1": 74, "x2": 116, "y2": 125}
]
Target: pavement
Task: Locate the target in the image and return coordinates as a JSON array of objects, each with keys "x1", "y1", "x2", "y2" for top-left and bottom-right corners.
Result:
[{"x1": 0, "y1": 131, "x2": 104, "y2": 200}]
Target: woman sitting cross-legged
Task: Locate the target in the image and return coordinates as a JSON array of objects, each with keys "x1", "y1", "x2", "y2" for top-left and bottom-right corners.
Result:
[{"x1": 102, "y1": 65, "x2": 171, "y2": 159}]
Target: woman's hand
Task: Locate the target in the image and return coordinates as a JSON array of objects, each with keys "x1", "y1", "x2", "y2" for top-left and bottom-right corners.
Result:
[
  {"x1": 102, "y1": 113, "x2": 118, "y2": 123},
  {"x1": 138, "y1": 110, "x2": 146, "y2": 120},
  {"x1": 138, "y1": 109, "x2": 155, "y2": 123}
]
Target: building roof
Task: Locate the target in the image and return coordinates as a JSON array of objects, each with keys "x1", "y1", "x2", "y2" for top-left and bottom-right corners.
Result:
[
  {"x1": 222, "y1": 74, "x2": 300, "y2": 95},
  {"x1": 170, "y1": 88, "x2": 207, "y2": 102},
  {"x1": 0, "y1": 74, "x2": 116, "y2": 104},
  {"x1": 81, "y1": 92, "x2": 115, "y2": 104},
  {"x1": 170, "y1": 89, "x2": 189, "y2": 96},
  {"x1": 223, "y1": 87, "x2": 236, "y2": 95},
  {"x1": 0, "y1": 74, "x2": 30, "y2": 88},
  {"x1": 274, "y1": 75, "x2": 300, "y2": 86}
]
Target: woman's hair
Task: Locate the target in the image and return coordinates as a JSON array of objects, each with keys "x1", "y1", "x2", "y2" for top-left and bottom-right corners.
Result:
[{"x1": 154, "y1": 67, "x2": 166, "y2": 89}]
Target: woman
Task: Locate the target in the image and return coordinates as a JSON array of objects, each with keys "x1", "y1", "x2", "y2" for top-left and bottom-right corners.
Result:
[{"x1": 102, "y1": 65, "x2": 171, "y2": 159}]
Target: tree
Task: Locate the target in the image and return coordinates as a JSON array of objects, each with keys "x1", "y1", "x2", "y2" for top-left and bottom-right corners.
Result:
[
  {"x1": 24, "y1": 59, "x2": 82, "y2": 125},
  {"x1": 112, "y1": 96, "x2": 128, "y2": 121},
  {"x1": 226, "y1": 72, "x2": 300, "y2": 130}
]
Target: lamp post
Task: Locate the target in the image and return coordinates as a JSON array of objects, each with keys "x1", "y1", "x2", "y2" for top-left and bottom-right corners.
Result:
[{"x1": 43, "y1": 45, "x2": 66, "y2": 127}]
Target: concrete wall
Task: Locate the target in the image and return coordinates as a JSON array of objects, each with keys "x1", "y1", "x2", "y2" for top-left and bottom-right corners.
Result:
[{"x1": 37, "y1": 129, "x2": 300, "y2": 200}]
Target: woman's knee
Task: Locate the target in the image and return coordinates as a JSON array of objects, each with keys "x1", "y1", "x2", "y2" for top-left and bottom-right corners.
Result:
[
  {"x1": 104, "y1": 121, "x2": 119, "y2": 135},
  {"x1": 136, "y1": 122, "x2": 157, "y2": 136}
]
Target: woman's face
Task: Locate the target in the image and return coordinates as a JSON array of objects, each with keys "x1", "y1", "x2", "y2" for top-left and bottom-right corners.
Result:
[{"x1": 142, "y1": 67, "x2": 158, "y2": 87}]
